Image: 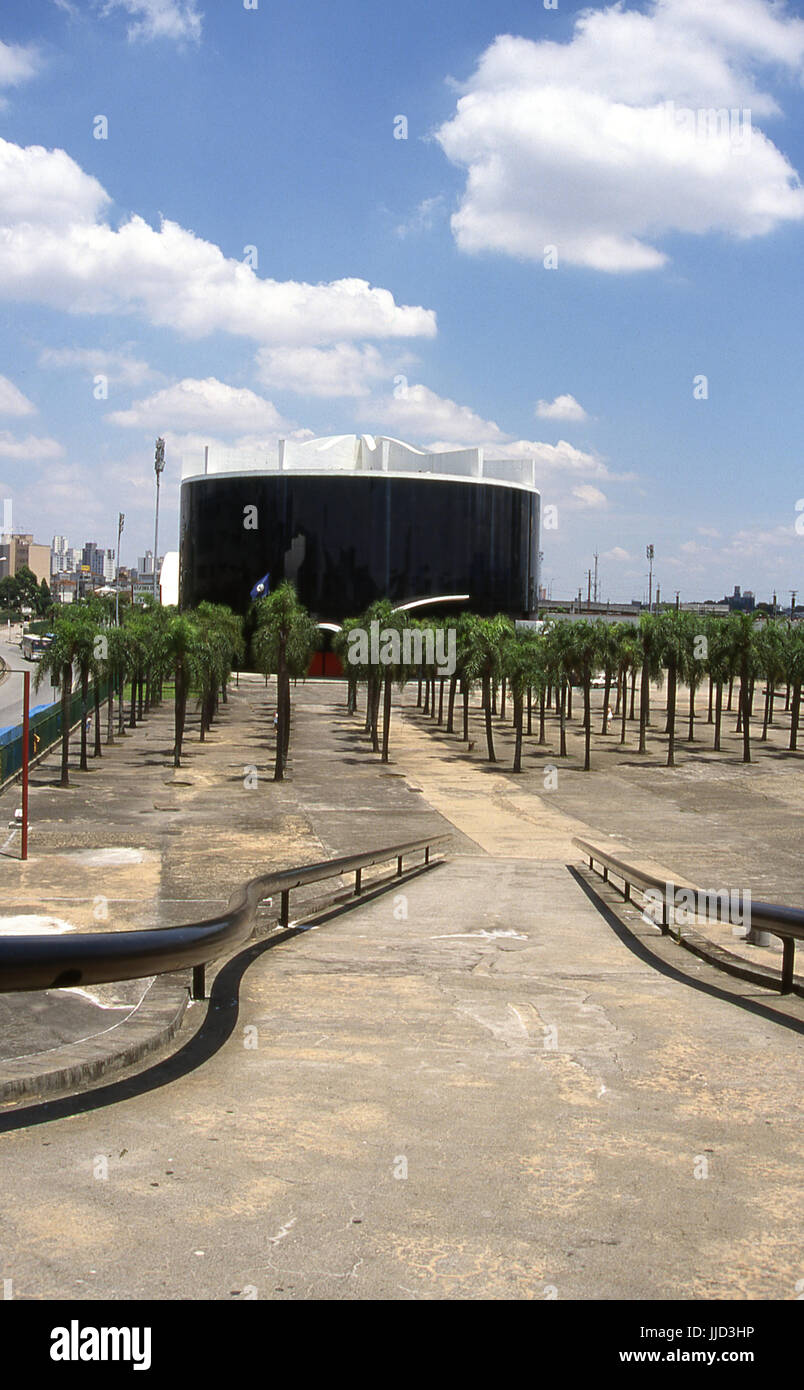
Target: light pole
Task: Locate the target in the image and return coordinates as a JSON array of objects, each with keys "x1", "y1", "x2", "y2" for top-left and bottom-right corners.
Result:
[
  {"x1": 153, "y1": 437, "x2": 165, "y2": 603},
  {"x1": 646, "y1": 544, "x2": 654, "y2": 613},
  {"x1": 115, "y1": 512, "x2": 125, "y2": 626}
]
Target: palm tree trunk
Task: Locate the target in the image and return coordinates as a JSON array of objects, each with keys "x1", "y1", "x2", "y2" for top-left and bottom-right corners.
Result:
[
  {"x1": 559, "y1": 680, "x2": 567, "y2": 757},
  {"x1": 583, "y1": 676, "x2": 592, "y2": 771},
  {"x1": 93, "y1": 684, "x2": 102, "y2": 757},
  {"x1": 106, "y1": 678, "x2": 115, "y2": 745},
  {"x1": 629, "y1": 668, "x2": 636, "y2": 720},
  {"x1": 707, "y1": 675, "x2": 714, "y2": 724},
  {"x1": 80, "y1": 673, "x2": 89, "y2": 771},
  {"x1": 539, "y1": 689, "x2": 547, "y2": 745},
  {"x1": 620, "y1": 682, "x2": 628, "y2": 745},
  {"x1": 762, "y1": 683, "x2": 772, "y2": 741},
  {"x1": 437, "y1": 678, "x2": 444, "y2": 725},
  {"x1": 789, "y1": 681, "x2": 801, "y2": 751},
  {"x1": 714, "y1": 680, "x2": 723, "y2": 751},
  {"x1": 526, "y1": 686, "x2": 532, "y2": 735},
  {"x1": 59, "y1": 663, "x2": 72, "y2": 787},
  {"x1": 512, "y1": 692, "x2": 523, "y2": 772},
  {"x1": 118, "y1": 674, "x2": 126, "y2": 736},
  {"x1": 500, "y1": 678, "x2": 506, "y2": 719},
  {"x1": 741, "y1": 664, "x2": 751, "y2": 763},
  {"x1": 446, "y1": 675, "x2": 457, "y2": 733},
  {"x1": 666, "y1": 658, "x2": 677, "y2": 767},
  {"x1": 601, "y1": 670, "x2": 611, "y2": 734},
  {"x1": 274, "y1": 652, "x2": 286, "y2": 780},
  {"x1": 462, "y1": 679, "x2": 469, "y2": 742},
  {"x1": 482, "y1": 674, "x2": 496, "y2": 762},
  {"x1": 381, "y1": 674, "x2": 392, "y2": 762},
  {"x1": 688, "y1": 679, "x2": 696, "y2": 742},
  {"x1": 639, "y1": 660, "x2": 650, "y2": 753}
]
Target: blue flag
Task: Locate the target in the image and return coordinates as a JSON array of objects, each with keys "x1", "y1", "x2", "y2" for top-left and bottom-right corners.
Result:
[{"x1": 250, "y1": 572, "x2": 270, "y2": 601}]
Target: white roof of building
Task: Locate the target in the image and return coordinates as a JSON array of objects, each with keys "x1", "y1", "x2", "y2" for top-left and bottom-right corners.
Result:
[{"x1": 180, "y1": 434, "x2": 538, "y2": 493}]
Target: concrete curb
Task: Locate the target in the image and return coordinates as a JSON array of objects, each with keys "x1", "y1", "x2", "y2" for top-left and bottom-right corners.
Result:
[{"x1": 0, "y1": 972, "x2": 190, "y2": 1103}]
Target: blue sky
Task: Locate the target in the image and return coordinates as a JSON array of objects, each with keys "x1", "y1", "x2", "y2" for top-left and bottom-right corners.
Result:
[{"x1": 1, "y1": 0, "x2": 803, "y2": 602}]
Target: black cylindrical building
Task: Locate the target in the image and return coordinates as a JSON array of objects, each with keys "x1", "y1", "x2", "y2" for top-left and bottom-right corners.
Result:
[{"x1": 179, "y1": 435, "x2": 539, "y2": 621}]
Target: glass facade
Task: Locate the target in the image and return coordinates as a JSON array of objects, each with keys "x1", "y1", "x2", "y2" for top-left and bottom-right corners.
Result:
[{"x1": 180, "y1": 473, "x2": 539, "y2": 620}]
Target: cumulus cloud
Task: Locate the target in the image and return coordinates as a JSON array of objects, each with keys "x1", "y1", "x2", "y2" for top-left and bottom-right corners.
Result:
[
  {"x1": 365, "y1": 383, "x2": 507, "y2": 445},
  {"x1": 0, "y1": 40, "x2": 40, "y2": 99},
  {"x1": 107, "y1": 377, "x2": 293, "y2": 434},
  {"x1": 0, "y1": 375, "x2": 36, "y2": 417},
  {"x1": 0, "y1": 138, "x2": 437, "y2": 345},
  {"x1": 535, "y1": 394, "x2": 588, "y2": 422},
  {"x1": 435, "y1": 0, "x2": 804, "y2": 272},
  {"x1": 38, "y1": 345, "x2": 157, "y2": 387},
  {"x1": 571, "y1": 484, "x2": 608, "y2": 508},
  {"x1": 98, "y1": 0, "x2": 202, "y2": 43},
  {"x1": 0, "y1": 431, "x2": 64, "y2": 460},
  {"x1": 255, "y1": 342, "x2": 406, "y2": 398}
]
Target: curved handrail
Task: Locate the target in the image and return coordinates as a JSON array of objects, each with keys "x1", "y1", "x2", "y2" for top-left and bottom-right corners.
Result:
[
  {"x1": 0, "y1": 834, "x2": 450, "y2": 994},
  {"x1": 573, "y1": 835, "x2": 803, "y2": 992}
]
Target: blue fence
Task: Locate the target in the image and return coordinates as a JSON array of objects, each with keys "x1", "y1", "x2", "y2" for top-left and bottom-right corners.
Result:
[{"x1": 0, "y1": 681, "x2": 110, "y2": 784}]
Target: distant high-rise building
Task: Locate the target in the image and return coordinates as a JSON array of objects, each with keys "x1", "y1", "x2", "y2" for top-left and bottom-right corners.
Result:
[{"x1": 0, "y1": 532, "x2": 51, "y2": 586}]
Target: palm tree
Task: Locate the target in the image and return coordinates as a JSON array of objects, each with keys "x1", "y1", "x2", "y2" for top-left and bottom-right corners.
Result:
[
  {"x1": 656, "y1": 611, "x2": 686, "y2": 767},
  {"x1": 253, "y1": 583, "x2": 316, "y2": 781},
  {"x1": 164, "y1": 613, "x2": 198, "y2": 768},
  {"x1": 566, "y1": 621, "x2": 600, "y2": 771},
  {"x1": 782, "y1": 623, "x2": 804, "y2": 751},
  {"x1": 637, "y1": 615, "x2": 661, "y2": 755},
  {"x1": 35, "y1": 612, "x2": 82, "y2": 787},
  {"x1": 755, "y1": 621, "x2": 786, "y2": 742},
  {"x1": 465, "y1": 615, "x2": 513, "y2": 762},
  {"x1": 728, "y1": 613, "x2": 757, "y2": 764},
  {"x1": 501, "y1": 630, "x2": 542, "y2": 772}
]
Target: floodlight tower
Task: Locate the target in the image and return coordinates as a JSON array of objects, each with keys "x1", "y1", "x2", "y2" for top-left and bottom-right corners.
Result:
[{"x1": 153, "y1": 437, "x2": 166, "y2": 602}]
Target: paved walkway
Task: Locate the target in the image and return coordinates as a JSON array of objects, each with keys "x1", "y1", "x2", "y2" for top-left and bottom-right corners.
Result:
[{"x1": 0, "y1": 679, "x2": 801, "y2": 1300}]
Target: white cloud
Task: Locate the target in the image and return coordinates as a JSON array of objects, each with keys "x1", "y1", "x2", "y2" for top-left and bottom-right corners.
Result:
[
  {"x1": 435, "y1": 0, "x2": 804, "y2": 272},
  {"x1": 604, "y1": 546, "x2": 632, "y2": 562},
  {"x1": 571, "y1": 484, "x2": 608, "y2": 508},
  {"x1": 0, "y1": 376, "x2": 36, "y2": 417},
  {"x1": 98, "y1": 0, "x2": 202, "y2": 44},
  {"x1": 0, "y1": 431, "x2": 64, "y2": 460},
  {"x1": 535, "y1": 394, "x2": 588, "y2": 422},
  {"x1": 0, "y1": 138, "x2": 437, "y2": 345},
  {"x1": 255, "y1": 342, "x2": 404, "y2": 398},
  {"x1": 396, "y1": 196, "x2": 448, "y2": 239},
  {"x1": 0, "y1": 40, "x2": 40, "y2": 98},
  {"x1": 365, "y1": 383, "x2": 507, "y2": 445},
  {"x1": 107, "y1": 377, "x2": 293, "y2": 435},
  {"x1": 38, "y1": 345, "x2": 157, "y2": 387}
]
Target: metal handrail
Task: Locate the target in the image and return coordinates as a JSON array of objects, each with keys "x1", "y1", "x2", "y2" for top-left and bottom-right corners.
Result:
[
  {"x1": 573, "y1": 835, "x2": 803, "y2": 993},
  {"x1": 0, "y1": 834, "x2": 450, "y2": 996}
]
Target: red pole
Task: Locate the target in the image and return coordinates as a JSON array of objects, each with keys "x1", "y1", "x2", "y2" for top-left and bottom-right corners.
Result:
[{"x1": 21, "y1": 669, "x2": 30, "y2": 861}]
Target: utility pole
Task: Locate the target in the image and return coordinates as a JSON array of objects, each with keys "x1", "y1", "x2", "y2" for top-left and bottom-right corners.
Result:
[
  {"x1": 593, "y1": 551, "x2": 599, "y2": 604},
  {"x1": 115, "y1": 512, "x2": 125, "y2": 626},
  {"x1": 656, "y1": 583, "x2": 661, "y2": 610},
  {"x1": 153, "y1": 437, "x2": 165, "y2": 603},
  {"x1": 646, "y1": 544, "x2": 654, "y2": 613},
  {"x1": 587, "y1": 569, "x2": 592, "y2": 610}
]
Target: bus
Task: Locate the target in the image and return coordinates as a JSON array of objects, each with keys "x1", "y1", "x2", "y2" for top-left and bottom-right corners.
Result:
[{"x1": 21, "y1": 634, "x2": 53, "y2": 661}]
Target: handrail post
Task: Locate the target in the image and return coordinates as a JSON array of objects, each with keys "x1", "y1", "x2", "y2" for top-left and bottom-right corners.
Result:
[
  {"x1": 425, "y1": 846, "x2": 430, "y2": 864},
  {"x1": 624, "y1": 880, "x2": 631, "y2": 902},
  {"x1": 781, "y1": 938, "x2": 795, "y2": 994},
  {"x1": 355, "y1": 868, "x2": 362, "y2": 895},
  {"x1": 280, "y1": 890, "x2": 290, "y2": 928},
  {"x1": 192, "y1": 964, "x2": 205, "y2": 1000},
  {"x1": 397, "y1": 855, "x2": 403, "y2": 876}
]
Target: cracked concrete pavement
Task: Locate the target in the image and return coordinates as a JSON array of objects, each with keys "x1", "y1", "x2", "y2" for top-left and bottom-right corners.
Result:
[{"x1": 0, "y1": 677, "x2": 801, "y2": 1299}]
